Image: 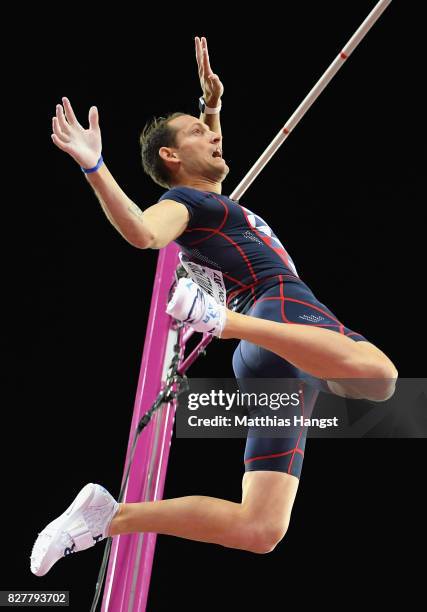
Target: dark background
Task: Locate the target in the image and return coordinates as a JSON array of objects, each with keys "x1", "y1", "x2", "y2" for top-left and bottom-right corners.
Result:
[{"x1": 5, "y1": 2, "x2": 424, "y2": 610}]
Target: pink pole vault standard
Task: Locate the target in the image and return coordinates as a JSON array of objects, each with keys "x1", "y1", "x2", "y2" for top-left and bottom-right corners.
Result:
[
  {"x1": 100, "y1": 1, "x2": 391, "y2": 610},
  {"x1": 101, "y1": 243, "x2": 183, "y2": 612}
]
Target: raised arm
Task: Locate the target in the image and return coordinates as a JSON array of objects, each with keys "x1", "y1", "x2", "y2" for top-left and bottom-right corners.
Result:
[
  {"x1": 195, "y1": 37, "x2": 224, "y2": 137},
  {"x1": 51, "y1": 97, "x2": 188, "y2": 249}
]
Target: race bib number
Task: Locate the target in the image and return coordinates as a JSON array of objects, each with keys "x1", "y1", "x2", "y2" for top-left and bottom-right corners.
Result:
[{"x1": 179, "y1": 252, "x2": 226, "y2": 306}]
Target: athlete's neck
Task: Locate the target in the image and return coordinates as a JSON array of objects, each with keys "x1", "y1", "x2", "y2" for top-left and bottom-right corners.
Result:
[{"x1": 172, "y1": 179, "x2": 222, "y2": 194}]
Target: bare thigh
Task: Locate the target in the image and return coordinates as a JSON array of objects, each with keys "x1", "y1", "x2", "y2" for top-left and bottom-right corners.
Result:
[{"x1": 241, "y1": 470, "x2": 299, "y2": 531}]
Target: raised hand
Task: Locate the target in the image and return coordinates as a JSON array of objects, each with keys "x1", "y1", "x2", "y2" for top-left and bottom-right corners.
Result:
[
  {"x1": 51, "y1": 97, "x2": 102, "y2": 169},
  {"x1": 195, "y1": 36, "x2": 224, "y2": 107}
]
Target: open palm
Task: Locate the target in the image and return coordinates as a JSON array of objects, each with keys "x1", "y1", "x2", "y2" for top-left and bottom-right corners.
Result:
[
  {"x1": 195, "y1": 37, "x2": 224, "y2": 105},
  {"x1": 51, "y1": 97, "x2": 102, "y2": 169}
]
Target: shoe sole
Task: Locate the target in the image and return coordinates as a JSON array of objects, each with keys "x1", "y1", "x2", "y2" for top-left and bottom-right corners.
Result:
[{"x1": 31, "y1": 483, "x2": 97, "y2": 576}]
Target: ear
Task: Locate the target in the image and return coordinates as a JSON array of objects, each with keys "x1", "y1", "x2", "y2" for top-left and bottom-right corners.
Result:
[{"x1": 159, "y1": 146, "x2": 179, "y2": 164}]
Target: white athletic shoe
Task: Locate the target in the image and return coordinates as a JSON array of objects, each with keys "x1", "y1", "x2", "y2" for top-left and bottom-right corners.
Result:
[
  {"x1": 30, "y1": 483, "x2": 119, "y2": 577},
  {"x1": 166, "y1": 277, "x2": 226, "y2": 337}
]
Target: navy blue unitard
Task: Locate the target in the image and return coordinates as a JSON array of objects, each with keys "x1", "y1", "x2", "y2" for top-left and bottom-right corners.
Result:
[{"x1": 159, "y1": 186, "x2": 368, "y2": 479}]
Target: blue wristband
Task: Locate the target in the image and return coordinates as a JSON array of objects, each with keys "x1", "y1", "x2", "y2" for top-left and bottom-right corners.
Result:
[{"x1": 81, "y1": 155, "x2": 104, "y2": 174}]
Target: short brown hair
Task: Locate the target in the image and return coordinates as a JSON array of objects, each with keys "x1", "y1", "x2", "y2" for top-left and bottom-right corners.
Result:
[{"x1": 139, "y1": 112, "x2": 186, "y2": 189}]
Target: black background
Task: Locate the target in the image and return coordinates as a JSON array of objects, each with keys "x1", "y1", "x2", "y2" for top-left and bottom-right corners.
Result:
[{"x1": 5, "y1": 2, "x2": 425, "y2": 610}]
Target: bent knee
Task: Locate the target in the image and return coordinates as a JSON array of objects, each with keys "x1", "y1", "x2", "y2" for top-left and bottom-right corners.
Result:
[
  {"x1": 347, "y1": 353, "x2": 399, "y2": 401},
  {"x1": 365, "y1": 376, "x2": 398, "y2": 402},
  {"x1": 363, "y1": 364, "x2": 398, "y2": 402},
  {"x1": 246, "y1": 522, "x2": 289, "y2": 554}
]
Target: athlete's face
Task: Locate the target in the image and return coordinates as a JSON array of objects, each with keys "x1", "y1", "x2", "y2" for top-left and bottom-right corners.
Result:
[{"x1": 163, "y1": 114, "x2": 229, "y2": 182}]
